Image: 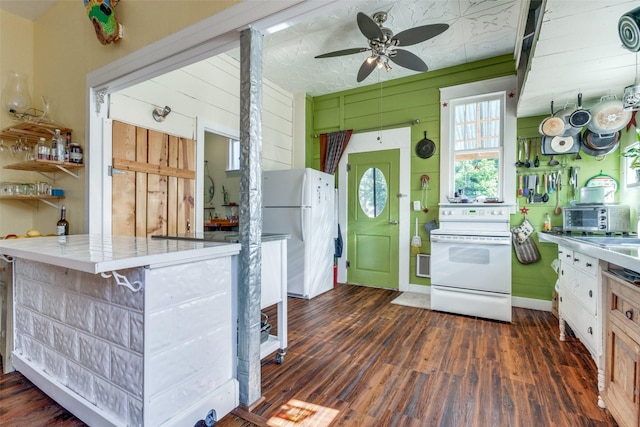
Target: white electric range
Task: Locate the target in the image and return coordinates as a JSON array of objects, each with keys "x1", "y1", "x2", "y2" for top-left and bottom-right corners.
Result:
[{"x1": 430, "y1": 204, "x2": 514, "y2": 322}]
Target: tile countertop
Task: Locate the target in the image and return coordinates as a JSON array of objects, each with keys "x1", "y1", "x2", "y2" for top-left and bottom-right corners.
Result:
[
  {"x1": 0, "y1": 234, "x2": 241, "y2": 274},
  {"x1": 538, "y1": 232, "x2": 640, "y2": 273},
  {"x1": 151, "y1": 231, "x2": 291, "y2": 243}
]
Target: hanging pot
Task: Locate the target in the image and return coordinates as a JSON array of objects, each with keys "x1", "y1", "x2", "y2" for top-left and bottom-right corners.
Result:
[
  {"x1": 582, "y1": 129, "x2": 621, "y2": 150},
  {"x1": 539, "y1": 101, "x2": 566, "y2": 137},
  {"x1": 579, "y1": 141, "x2": 619, "y2": 158},
  {"x1": 569, "y1": 93, "x2": 592, "y2": 127},
  {"x1": 587, "y1": 95, "x2": 632, "y2": 134},
  {"x1": 415, "y1": 131, "x2": 436, "y2": 159}
]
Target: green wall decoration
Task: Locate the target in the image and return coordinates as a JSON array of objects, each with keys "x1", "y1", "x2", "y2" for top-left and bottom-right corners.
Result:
[{"x1": 305, "y1": 53, "x2": 640, "y2": 303}]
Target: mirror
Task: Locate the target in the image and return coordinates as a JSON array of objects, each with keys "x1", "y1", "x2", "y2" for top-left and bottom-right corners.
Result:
[
  {"x1": 358, "y1": 167, "x2": 388, "y2": 218},
  {"x1": 204, "y1": 160, "x2": 215, "y2": 205}
]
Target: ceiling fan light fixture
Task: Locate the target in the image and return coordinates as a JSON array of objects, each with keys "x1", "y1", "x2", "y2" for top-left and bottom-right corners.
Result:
[{"x1": 315, "y1": 11, "x2": 449, "y2": 82}]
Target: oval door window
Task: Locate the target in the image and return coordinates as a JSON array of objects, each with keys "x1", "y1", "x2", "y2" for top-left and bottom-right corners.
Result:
[{"x1": 358, "y1": 167, "x2": 388, "y2": 218}]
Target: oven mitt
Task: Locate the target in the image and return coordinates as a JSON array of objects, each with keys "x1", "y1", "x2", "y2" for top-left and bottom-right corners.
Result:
[
  {"x1": 511, "y1": 218, "x2": 535, "y2": 244},
  {"x1": 511, "y1": 219, "x2": 541, "y2": 264}
]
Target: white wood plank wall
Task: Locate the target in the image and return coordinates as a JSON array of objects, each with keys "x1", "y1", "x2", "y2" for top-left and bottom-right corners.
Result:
[{"x1": 110, "y1": 54, "x2": 294, "y2": 171}]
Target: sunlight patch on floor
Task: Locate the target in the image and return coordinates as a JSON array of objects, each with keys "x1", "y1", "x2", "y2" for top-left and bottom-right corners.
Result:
[{"x1": 267, "y1": 399, "x2": 339, "y2": 427}]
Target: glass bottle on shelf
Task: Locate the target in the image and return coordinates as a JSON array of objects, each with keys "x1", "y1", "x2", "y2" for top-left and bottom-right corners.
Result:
[
  {"x1": 51, "y1": 130, "x2": 59, "y2": 161},
  {"x1": 37, "y1": 137, "x2": 50, "y2": 160}
]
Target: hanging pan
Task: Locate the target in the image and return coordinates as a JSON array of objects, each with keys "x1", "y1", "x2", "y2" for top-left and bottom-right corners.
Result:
[
  {"x1": 582, "y1": 129, "x2": 620, "y2": 151},
  {"x1": 553, "y1": 103, "x2": 582, "y2": 137},
  {"x1": 415, "y1": 131, "x2": 436, "y2": 159},
  {"x1": 541, "y1": 134, "x2": 580, "y2": 155},
  {"x1": 569, "y1": 93, "x2": 591, "y2": 127},
  {"x1": 579, "y1": 130, "x2": 620, "y2": 159},
  {"x1": 588, "y1": 95, "x2": 632, "y2": 134},
  {"x1": 539, "y1": 101, "x2": 566, "y2": 137}
]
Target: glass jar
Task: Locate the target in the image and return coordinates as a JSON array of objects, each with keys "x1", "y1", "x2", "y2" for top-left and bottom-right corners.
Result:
[
  {"x1": 1, "y1": 71, "x2": 31, "y2": 114},
  {"x1": 70, "y1": 143, "x2": 83, "y2": 164}
]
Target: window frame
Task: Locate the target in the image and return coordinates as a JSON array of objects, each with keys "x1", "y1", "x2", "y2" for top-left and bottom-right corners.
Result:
[
  {"x1": 227, "y1": 137, "x2": 240, "y2": 171},
  {"x1": 439, "y1": 76, "x2": 517, "y2": 206}
]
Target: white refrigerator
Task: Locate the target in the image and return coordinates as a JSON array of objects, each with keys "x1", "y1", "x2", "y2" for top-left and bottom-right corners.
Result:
[{"x1": 263, "y1": 168, "x2": 335, "y2": 299}]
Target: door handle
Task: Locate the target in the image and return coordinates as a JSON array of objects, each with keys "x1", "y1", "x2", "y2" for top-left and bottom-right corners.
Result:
[{"x1": 388, "y1": 220, "x2": 398, "y2": 225}]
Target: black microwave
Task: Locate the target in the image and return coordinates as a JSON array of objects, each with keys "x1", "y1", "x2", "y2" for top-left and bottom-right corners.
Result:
[{"x1": 563, "y1": 204, "x2": 630, "y2": 233}]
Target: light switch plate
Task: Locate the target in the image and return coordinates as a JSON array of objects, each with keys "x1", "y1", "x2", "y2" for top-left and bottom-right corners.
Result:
[{"x1": 413, "y1": 201, "x2": 421, "y2": 211}]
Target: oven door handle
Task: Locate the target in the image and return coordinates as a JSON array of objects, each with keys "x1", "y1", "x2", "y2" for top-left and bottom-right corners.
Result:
[{"x1": 431, "y1": 236, "x2": 511, "y2": 245}]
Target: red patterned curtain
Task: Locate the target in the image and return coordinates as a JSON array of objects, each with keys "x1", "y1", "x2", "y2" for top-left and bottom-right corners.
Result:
[{"x1": 319, "y1": 130, "x2": 353, "y2": 175}]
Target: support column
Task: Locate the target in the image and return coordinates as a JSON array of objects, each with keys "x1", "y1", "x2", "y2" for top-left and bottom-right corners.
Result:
[{"x1": 237, "y1": 27, "x2": 263, "y2": 407}]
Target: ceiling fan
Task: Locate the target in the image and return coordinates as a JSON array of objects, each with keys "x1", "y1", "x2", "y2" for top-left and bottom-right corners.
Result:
[{"x1": 315, "y1": 11, "x2": 449, "y2": 82}]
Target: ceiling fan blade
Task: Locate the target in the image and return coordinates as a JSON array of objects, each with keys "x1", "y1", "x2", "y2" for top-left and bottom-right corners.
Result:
[
  {"x1": 357, "y1": 59, "x2": 376, "y2": 82},
  {"x1": 357, "y1": 12, "x2": 384, "y2": 40},
  {"x1": 315, "y1": 48, "x2": 369, "y2": 59},
  {"x1": 392, "y1": 24, "x2": 449, "y2": 47},
  {"x1": 389, "y1": 49, "x2": 428, "y2": 72}
]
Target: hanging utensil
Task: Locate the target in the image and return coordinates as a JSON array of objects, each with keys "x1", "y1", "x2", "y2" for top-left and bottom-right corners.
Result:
[
  {"x1": 518, "y1": 174, "x2": 523, "y2": 196},
  {"x1": 411, "y1": 217, "x2": 422, "y2": 254},
  {"x1": 554, "y1": 185, "x2": 562, "y2": 215},
  {"x1": 549, "y1": 155, "x2": 559, "y2": 166},
  {"x1": 515, "y1": 139, "x2": 524, "y2": 167},
  {"x1": 421, "y1": 174, "x2": 430, "y2": 213},
  {"x1": 534, "y1": 138, "x2": 540, "y2": 167},
  {"x1": 525, "y1": 139, "x2": 533, "y2": 168},
  {"x1": 548, "y1": 172, "x2": 554, "y2": 194},
  {"x1": 523, "y1": 175, "x2": 529, "y2": 197}
]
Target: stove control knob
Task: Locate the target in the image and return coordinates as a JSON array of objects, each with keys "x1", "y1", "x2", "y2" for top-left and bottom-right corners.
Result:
[{"x1": 491, "y1": 210, "x2": 498, "y2": 215}]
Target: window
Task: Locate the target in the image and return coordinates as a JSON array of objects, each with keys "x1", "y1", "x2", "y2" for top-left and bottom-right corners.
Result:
[
  {"x1": 452, "y1": 96, "x2": 502, "y2": 199},
  {"x1": 227, "y1": 138, "x2": 240, "y2": 171},
  {"x1": 439, "y1": 76, "x2": 517, "y2": 204}
]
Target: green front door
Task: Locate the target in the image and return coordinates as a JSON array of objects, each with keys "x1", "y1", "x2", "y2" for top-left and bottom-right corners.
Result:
[{"x1": 347, "y1": 149, "x2": 400, "y2": 289}]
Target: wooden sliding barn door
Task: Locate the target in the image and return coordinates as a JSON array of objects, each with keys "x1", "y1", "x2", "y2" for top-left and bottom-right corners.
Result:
[{"x1": 111, "y1": 120, "x2": 195, "y2": 237}]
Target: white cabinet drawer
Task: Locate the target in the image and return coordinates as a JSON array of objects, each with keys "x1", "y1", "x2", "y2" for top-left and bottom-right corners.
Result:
[
  {"x1": 560, "y1": 291, "x2": 598, "y2": 357},
  {"x1": 572, "y1": 252, "x2": 598, "y2": 277},
  {"x1": 572, "y1": 269, "x2": 598, "y2": 315}
]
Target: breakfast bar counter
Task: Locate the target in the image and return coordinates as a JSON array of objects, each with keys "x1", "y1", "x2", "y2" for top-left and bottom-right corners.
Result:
[{"x1": 0, "y1": 234, "x2": 241, "y2": 427}]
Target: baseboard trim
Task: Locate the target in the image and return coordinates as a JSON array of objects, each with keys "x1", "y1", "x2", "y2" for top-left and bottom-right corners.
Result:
[{"x1": 512, "y1": 296, "x2": 552, "y2": 311}]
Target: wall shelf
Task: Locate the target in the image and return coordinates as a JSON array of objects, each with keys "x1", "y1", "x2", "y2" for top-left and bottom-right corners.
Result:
[
  {"x1": 4, "y1": 159, "x2": 83, "y2": 180},
  {"x1": 0, "y1": 195, "x2": 65, "y2": 209},
  {"x1": 0, "y1": 120, "x2": 72, "y2": 145}
]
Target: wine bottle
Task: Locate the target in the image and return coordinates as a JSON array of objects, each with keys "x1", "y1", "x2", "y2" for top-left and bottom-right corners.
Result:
[{"x1": 57, "y1": 205, "x2": 69, "y2": 236}]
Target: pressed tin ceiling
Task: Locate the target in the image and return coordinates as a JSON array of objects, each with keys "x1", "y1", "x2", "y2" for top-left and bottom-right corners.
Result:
[
  {"x1": 232, "y1": 0, "x2": 523, "y2": 97},
  {"x1": 3, "y1": 0, "x2": 640, "y2": 117}
]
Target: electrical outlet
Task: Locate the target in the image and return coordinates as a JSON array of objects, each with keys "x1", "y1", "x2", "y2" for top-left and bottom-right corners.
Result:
[{"x1": 413, "y1": 200, "x2": 421, "y2": 211}]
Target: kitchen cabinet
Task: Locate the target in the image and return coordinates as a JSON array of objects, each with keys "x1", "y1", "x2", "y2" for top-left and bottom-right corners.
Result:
[
  {"x1": 602, "y1": 270, "x2": 640, "y2": 427},
  {"x1": 0, "y1": 258, "x2": 13, "y2": 373},
  {"x1": 260, "y1": 238, "x2": 288, "y2": 363},
  {"x1": 0, "y1": 235, "x2": 240, "y2": 426},
  {"x1": 557, "y1": 245, "x2": 605, "y2": 406},
  {"x1": 0, "y1": 121, "x2": 82, "y2": 209}
]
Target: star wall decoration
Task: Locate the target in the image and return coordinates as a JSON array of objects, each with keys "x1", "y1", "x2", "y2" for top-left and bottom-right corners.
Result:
[{"x1": 520, "y1": 206, "x2": 529, "y2": 216}]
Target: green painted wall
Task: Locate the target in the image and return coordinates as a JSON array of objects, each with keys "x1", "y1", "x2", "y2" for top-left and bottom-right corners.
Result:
[{"x1": 306, "y1": 53, "x2": 639, "y2": 302}]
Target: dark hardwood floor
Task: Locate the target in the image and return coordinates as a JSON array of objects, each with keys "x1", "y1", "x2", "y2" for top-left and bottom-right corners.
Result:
[{"x1": 1, "y1": 284, "x2": 618, "y2": 426}]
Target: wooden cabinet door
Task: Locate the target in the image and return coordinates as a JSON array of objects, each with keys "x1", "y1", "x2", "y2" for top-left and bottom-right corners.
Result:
[
  {"x1": 111, "y1": 121, "x2": 195, "y2": 237},
  {"x1": 605, "y1": 319, "x2": 640, "y2": 427}
]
